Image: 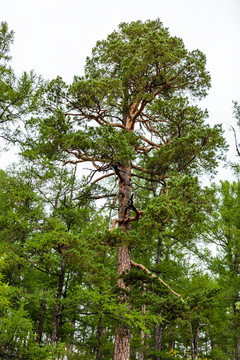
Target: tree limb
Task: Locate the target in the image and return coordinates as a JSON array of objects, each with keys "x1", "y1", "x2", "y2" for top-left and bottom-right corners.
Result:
[
  {"x1": 91, "y1": 172, "x2": 115, "y2": 184},
  {"x1": 110, "y1": 211, "x2": 144, "y2": 231},
  {"x1": 229, "y1": 124, "x2": 240, "y2": 157},
  {"x1": 131, "y1": 260, "x2": 185, "y2": 302}
]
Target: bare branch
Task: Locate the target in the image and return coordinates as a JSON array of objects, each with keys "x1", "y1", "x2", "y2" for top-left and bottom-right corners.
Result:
[
  {"x1": 92, "y1": 172, "x2": 115, "y2": 184},
  {"x1": 139, "y1": 135, "x2": 161, "y2": 149},
  {"x1": 153, "y1": 82, "x2": 168, "y2": 98},
  {"x1": 131, "y1": 260, "x2": 185, "y2": 302},
  {"x1": 229, "y1": 124, "x2": 240, "y2": 157},
  {"x1": 177, "y1": 154, "x2": 197, "y2": 172}
]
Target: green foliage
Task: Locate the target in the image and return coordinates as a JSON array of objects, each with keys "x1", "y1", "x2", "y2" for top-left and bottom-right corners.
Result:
[
  {"x1": 0, "y1": 19, "x2": 234, "y2": 360},
  {"x1": 85, "y1": 19, "x2": 211, "y2": 99},
  {"x1": 0, "y1": 22, "x2": 43, "y2": 145},
  {"x1": 144, "y1": 96, "x2": 226, "y2": 175}
]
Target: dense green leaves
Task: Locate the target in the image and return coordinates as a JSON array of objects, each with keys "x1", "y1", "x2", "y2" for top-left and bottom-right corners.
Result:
[{"x1": 85, "y1": 19, "x2": 211, "y2": 99}]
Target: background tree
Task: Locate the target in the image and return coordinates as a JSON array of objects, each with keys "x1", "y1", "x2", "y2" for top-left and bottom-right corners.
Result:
[
  {"x1": 209, "y1": 180, "x2": 240, "y2": 360},
  {"x1": 0, "y1": 21, "x2": 42, "y2": 147}
]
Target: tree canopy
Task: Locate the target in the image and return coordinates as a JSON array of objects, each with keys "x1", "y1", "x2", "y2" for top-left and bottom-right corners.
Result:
[{"x1": 0, "y1": 18, "x2": 238, "y2": 360}]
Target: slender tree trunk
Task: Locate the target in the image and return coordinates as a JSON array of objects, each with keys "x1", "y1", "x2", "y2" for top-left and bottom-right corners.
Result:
[
  {"x1": 234, "y1": 301, "x2": 240, "y2": 360},
  {"x1": 113, "y1": 163, "x2": 132, "y2": 360},
  {"x1": 193, "y1": 322, "x2": 199, "y2": 360},
  {"x1": 184, "y1": 343, "x2": 189, "y2": 359},
  {"x1": 139, "y1": 303, "x2": 149, "y2": 360},
  {"x1": 190, "y1": 318, "x2": 199, "y2": 360},
  {"x1": 153, "y1": 324, "x2": 164, "y2": 360},
  {"x1": 139, "y1": 326, "x2": 145, "y2": 360},
  {"x1": 234, "y1": 254, "x2": 240, "y2": 360},
  {"x1": 51, "y1": 253, "x2": 66, "y2": 344},
  {"x1": 156, "y1": 233, "x2": 162, "y2": 265},
  {"x1": 67, "y1": 320, "x2": 75, "y2": 358},
  {"x1": 36, "y1": 300, "x2": 46, "y2": 344},
  {"x1": 153, "y1": 231, "x2": 164, "y2": 360},
  {"x1": 169, "y1": 338, "x2": 175, "y2": 351},
  {"x1": 96, "y1": 315, "x2": 102, "y2": 360}
]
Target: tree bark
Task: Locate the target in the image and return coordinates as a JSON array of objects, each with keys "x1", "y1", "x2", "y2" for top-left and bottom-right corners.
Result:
[
  {"x1": 36, "y1": 300, "x2": 46, "y2": 344},
  {"x1": 190, "y1": 318, "x2": 199, "y2": 360},
  {"x1": 113, "y1": 163, "x2": 132, "y2": 360},
  {"x1": 67, "y1": 321, "x2": 75, "y2": 358},
  {"x1": 234, "y1": 254, "x2": 240, "y2": 360},
  {"x1": 96, "y1": 315, "x2": 102, "y2": 360},
  {"x1": 51, "y1": 253, "x2": 66, "y2": 345},
  {"x1": 156, "y1": 233, "x2": 163, "y2": 265},
  {"x1": 153, "y1": 324, "x2": 164, "y2": 360},
  {"x1": 193, "y1": 321, "x2": 199, "y2": 360},
  {"x1": 153, "y1": 231, "x2": 164, "y2": 360},
  {"x1": 138, "y1": 303, "x2": 149, "y2": 360}
]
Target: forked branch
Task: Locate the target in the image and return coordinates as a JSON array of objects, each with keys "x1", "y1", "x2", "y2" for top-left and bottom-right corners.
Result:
[{"x1": 110, "y1": 211, "x2": 144, "y2": 232}]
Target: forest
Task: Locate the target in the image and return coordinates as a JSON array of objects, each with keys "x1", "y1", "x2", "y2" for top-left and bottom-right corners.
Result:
[{"x1": 0, "y1": 18, "x2": 240, "y2": 360}]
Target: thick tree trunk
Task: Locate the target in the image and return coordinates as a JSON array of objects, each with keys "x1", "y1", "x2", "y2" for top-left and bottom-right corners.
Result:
[
  {"x1": 113, "y1": 163, "x2": 132, "y2": 360},
  {"x1": 51, "y1": 253, "x2": 66, "y2": 344}
]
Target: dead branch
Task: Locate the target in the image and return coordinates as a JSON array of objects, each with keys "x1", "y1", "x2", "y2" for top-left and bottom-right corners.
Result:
[
  {"x1": 229, "y1": 124, "x2": 240, "y2": 157},
  {"x1": 131, "y1": 260, "x2": 185, "y2": 302},
  {"x1": 91, "y1": 172, "x2": 115, "y2": 184},
  {"x1": 110, "y1": 218, "x2": 121, "y2": 232}
]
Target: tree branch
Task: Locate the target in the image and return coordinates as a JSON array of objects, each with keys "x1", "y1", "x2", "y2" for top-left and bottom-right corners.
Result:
[
  {"x1": 131, "y1": 260, "x2": 185, "y2": 302},
  {"x1": 110, "y1": 211, "x2": 144, "y2": 231},
  {"x1": 139, "y1": 135, "x2": 161, "y2": 149},
  {"x1": 91, "y1": 172, "x2": 115, "y2": 184},
  {"x1": 229, "y1": 124, "x2": 240, "y2": 157}
]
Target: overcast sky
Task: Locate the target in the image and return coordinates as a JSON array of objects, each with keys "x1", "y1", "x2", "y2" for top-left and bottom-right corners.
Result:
[{"x1": 1, "y1": 0, "x2": 240, "y2": 181}]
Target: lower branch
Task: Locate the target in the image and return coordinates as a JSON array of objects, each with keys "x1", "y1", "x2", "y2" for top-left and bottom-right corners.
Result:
[{"x1": 131, "y1": 260, "x2": 184, "y2": 302}]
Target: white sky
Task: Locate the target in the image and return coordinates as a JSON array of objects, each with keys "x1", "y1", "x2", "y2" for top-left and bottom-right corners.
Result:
[{"x1": 1, "y1": 0, "x2": 240, "y2": 181}]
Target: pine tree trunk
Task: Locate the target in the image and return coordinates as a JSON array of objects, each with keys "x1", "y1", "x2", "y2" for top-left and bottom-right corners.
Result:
[
  {"x1": 139, "y1": 327, "x2": 145, "y2": 360},
  {"x1": 153, "y1": 232, "x2": 164, "y2": 360},
  {"x1": 51, "y1": 253, "x2": 66, "y2": 344},
  {"x1": 67, "y1": 321, "x2": 75, "y2": 357},
  {"x1": 96, "y1": 315, "x2": 102, "y2": 360},
  {"x1": 193, "y1": 324, "x2": 199, "y2": 360},
  {"x1": 113, "y1": 163, "x2": 132, "y2": 360},
  {"x1": 153, "y1": 324, "x2": 164, "y2": 360},
  {"x1": 190, "y1": 318, "x2": 199, "y2": 360},
  {"x1": 139, "y1": 303, "x2": 149, "y2": 360},
  {"x1": 234, "y1": 254, "x2": 240, "y2": 360},
  {"x1": 36, "y1": 300, "x2": 46, "y2": 344}
]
